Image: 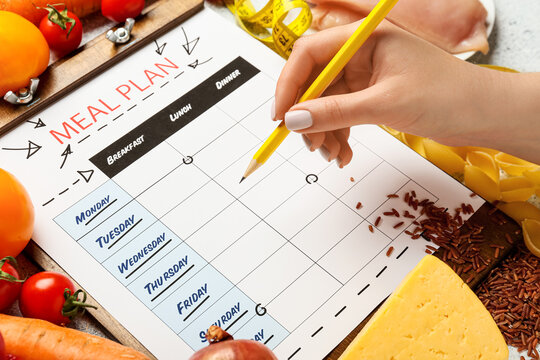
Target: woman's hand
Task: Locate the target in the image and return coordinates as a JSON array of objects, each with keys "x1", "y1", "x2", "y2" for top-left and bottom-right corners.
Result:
[{"x1": 273, "y1": 20, "x2": 537, "y2": 166}]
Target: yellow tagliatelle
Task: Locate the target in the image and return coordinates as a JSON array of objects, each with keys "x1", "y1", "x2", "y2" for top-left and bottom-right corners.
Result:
[
  {"x1": 494, "y1": 152, "x2": 539, "y2": 176},
  {"x1": 466, "y1": 151, "x2": 499, "y2": 183},
  {"x1": 521, "y1": 219, "x2": 540, "y2": 257},
  {"x1": 497, "y1": 202, "x2": 540, "y2": 223},
  {"x1": 423, "y1": 139, "x2": 465, "y2": 177},
  {"x1": 499, "y1": 177, "x2": 535, "y2": 202},
  {"x1": 500, "y1": 176, "x2": 535, "y2": 191},
  {"x1": 523, "y1": 169, "x2": 540, "y2": 186},
  {"x1": 501, "y1": 188, "x2": 536, "y2": 203},
  {"x1": 402, "y1": 133, "x2": 426, "y2": 157},
  {"x1": 464, "y1": 164, "x2": 501, "y2": 202}
]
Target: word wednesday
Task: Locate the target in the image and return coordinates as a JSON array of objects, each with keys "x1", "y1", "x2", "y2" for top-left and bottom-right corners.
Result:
[{"x1": 117, "y1": 232, "x2": 167, "y2": 274}]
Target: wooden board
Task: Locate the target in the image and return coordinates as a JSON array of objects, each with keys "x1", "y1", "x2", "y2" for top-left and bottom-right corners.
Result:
[{"x1": 0, "y1": 0, "x2": 204, "y2": 136}]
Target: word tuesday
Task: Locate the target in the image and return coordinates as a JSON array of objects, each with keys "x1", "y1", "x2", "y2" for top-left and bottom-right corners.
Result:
[
  {"x1": 95, "y1": 215, "x2": 136, "y2": 248},
  {"x1": 49, "y1": 58, "x2": 179, "y2": 145}
]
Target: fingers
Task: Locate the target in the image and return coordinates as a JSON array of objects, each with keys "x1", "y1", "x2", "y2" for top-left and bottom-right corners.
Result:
[
  {"x1": 319, "y1": 131, "x2": 341, "y2": 162},
  {"x1": 301, "y1": 129, "x2": 353, "y2": 167},
  {"x1": 273, "y1": 23, "x2": 360, "y2": 121},
  {"x1": 335, "y1": 129, "x2": 353, "y2": 168},
  {"x1": 303, "y1": 133, "x2": 325, "y2": 151},
  {"x1": 284, "y1": 82, "x2": 393, "y2": 133}
]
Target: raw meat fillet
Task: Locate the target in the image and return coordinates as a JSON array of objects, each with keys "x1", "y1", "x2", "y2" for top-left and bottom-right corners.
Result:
[{"x1": 310, "y1": 0, "x2": 489, "y2": 54}]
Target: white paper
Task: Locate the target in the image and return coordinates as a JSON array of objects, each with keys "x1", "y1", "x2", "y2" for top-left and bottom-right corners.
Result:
[{"x1": 0, "y1": 8, "x2": 484, "y2": 359}]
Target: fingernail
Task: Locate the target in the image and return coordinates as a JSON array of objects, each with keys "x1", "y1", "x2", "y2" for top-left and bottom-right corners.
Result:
[
  {"x1": 270, "y1": 99, "x2": 276, "y2": 120},
  {"x1": 319, "y1": 146, "x2": 331, "y2": 162},
  {"x1": 285, "y1": 110, "x2": 313, "y2": 130},
  {"x1": 302, "y1": 135, "x2": 312, "y2": 151},
  {"x1": 337, "y1": 157, "x2": 343, "y2": 168}
]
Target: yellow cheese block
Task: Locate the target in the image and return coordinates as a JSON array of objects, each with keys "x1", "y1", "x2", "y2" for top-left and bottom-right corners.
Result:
[{"x1": 339, "y1": 256, "x2": 508, "y2": 360}]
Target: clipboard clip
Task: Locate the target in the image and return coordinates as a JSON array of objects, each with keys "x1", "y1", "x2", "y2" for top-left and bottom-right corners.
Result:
[
  {"x1": 106, "y1": 18, "x2": 136, "y2": 44},
  {"x1": 4, "y1": 78, "x2": 40, "y2": 105}
]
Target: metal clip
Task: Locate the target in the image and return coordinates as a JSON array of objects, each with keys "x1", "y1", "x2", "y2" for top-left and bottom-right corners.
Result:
[
  {"x1": 106, "y1": 18, "x2": 136, "y2": 44},
  {"x1": 4, "y1": 78, "x2": 40, "y2": 105}
]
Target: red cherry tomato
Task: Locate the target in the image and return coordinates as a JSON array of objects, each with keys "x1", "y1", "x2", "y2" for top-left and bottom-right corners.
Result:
[
  {"x1": 39, "y1": 5, "x2": 82, "y2": 55},
  {"x1": 0, "y1": 257, "x2": 22, "y2": 313},
  {"x1": 101, "y1": 0, "x2": 145, "y2": 22},
  {"x1": 19, "y1": 271, "x2": 95, "y2": 326}
]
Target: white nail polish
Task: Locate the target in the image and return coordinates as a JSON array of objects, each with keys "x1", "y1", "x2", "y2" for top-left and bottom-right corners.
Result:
[
  {"x1": 302, "y1": 135, "x2": 312, "y2": 151},
  {"x1": 270, "y1": 99, "x2": 276, "y2": 120},
  {"x1": 319, "y1": 146, "x2": 331, "y2": 162},
  {"x1": 285, "y1": 110, "x2": 313, "y2": 130}
]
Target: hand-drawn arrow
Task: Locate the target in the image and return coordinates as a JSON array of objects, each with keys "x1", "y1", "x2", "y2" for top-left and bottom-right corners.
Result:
[
  {"x1": 77, "y1": 169, "x2": 94, "y2": 183},
  {"x1": 60, "y1": 144, "x2": 73, "y2": 169},
  {"x1": 154, "y1": 40, "x2": 167, "y2": 55},
  {"x1": 187, "y1": 57, "x2": 213, "y2": 69},
  {"x1": 181, "y1": 27, "x2": 199, "y2": 55},
  {"x1": 27, "y1": 118, "x2": 46, "y2": 128},
  {"x1": 2, "y1": 140, "x2": 42, "y2": 159}
]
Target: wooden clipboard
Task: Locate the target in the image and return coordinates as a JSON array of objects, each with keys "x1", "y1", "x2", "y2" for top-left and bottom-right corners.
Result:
[
  {"x1": 0, "y1": 0, "x2": 204, "y2": 136},
  {"x1": 3, "y1": 1, "x2": 521, "y2": 358}
]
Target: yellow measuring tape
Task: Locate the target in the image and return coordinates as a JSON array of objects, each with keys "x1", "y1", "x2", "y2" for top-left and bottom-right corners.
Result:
[{"x1": 223, "y1": 0, "x2": 312, "y2": 58}]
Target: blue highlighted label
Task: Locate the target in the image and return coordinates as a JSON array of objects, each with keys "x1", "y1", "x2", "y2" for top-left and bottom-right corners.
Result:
[
  {"x1": 102, "y1": 222, "x2": 183, "y2": 286},
  {"x1": 177, "y1": 283, "x2": 208, "y2": 315},
  {"x1": 78, "y1": 201, "x2": 155, "y2": 263},
  {"x1": 118, "y1": 232, "x2": 166, "y2": 275},
  {"x1": 180, "y1": 287, "x2": 254, "y2": 351},
  {"x1": 198, "y1": 301, "x2": 242, "y2": 341},
  {"x1": 95, "y1": 214, "x2": 136, "y2": 248},
  {"x1": 232, "y1": 311, "x2": 289, "y2": 349},
  {"x1": 146, "y1": 255, "x2": 190, "y2": 296},
  {"x1": 55, "y1": 180, "x2": 131, "y2": 240},
  {"x1": 152, "y1": 265, "x2": 232, "y2": 333},
  {"x1": 76, "y1": 195, "x2": 111, "y2": 225},
  {"x1": 128, "y1": 242, "x2": 208, "y2": 309},
  {"x1": 252, "y1": 328, "x2": 265, "y2": 342}
]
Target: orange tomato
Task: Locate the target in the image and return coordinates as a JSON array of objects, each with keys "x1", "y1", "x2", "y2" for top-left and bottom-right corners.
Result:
[
  {"x1": 0, "y1": 11, "x2": 49, "y2": 96},
  {"x1": 0, "y1": 169, "x2": 34, "y2": 258}
]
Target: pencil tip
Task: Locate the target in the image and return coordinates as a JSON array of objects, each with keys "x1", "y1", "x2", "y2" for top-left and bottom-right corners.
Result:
[{"x1": 239, "y1": 177, "x2": 246, "y2": 184}]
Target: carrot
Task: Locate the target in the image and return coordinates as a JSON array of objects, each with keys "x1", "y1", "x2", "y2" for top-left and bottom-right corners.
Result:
[
  {"x1": 0, "y1": 0, "x2": 101, "y2": 25},
  {"x1": 0, "y1": 314, "x2": 149, "y2": 360}
]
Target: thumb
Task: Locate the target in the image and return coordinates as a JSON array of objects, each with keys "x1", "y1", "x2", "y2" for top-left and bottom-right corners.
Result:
[{"x1": 284, "y1": 83, "x2": 395, "y2": 134}]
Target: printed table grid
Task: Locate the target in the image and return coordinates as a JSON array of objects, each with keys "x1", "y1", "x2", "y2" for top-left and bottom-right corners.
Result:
[
  {"x1": 55, "y1": 116, "x2": 444, "y2": 353},
  {"x1": 53, "y1": 59, "x2": 453, "y2": 355}
]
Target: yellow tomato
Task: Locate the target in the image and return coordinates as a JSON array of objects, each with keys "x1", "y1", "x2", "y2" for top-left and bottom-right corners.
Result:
[
  {"x1": 0, "y1": 11, "x2": 49, "y2": 96},
  {"x1": 0, "y1": 169, "x2": 35, "y2": 258}
]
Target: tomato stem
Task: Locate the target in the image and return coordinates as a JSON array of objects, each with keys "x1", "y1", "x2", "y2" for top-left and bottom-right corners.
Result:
[
  {"x1": 0, "y1": 257, "x2": 24, "y2": 283},
  {"x1": 61, "y1": 288, "x2": 97, "y2": 320},
  {"x1": 42, "y1": 4, "x2": 77, "y2": 38}
]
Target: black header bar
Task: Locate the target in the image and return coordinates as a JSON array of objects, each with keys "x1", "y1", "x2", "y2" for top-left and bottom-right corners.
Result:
[{"x1": 90, "y1": 57, "x2": 260, "y2": 178}]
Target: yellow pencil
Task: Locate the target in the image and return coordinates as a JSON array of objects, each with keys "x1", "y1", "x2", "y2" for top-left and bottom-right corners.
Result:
[{"x1": 240, "y1": 0, "x2": 399, "y2": 183}]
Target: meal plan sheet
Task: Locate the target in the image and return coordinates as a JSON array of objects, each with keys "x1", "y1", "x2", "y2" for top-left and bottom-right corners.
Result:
[{"x1": 0, "y1": 8, "x2": 484, "y2": 360}]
